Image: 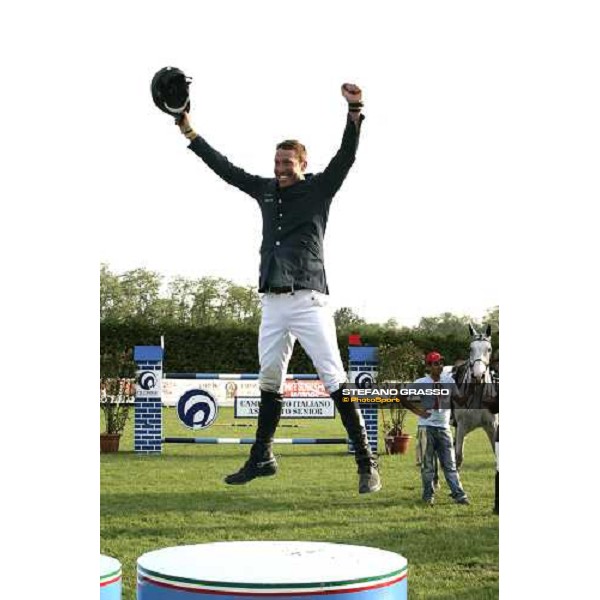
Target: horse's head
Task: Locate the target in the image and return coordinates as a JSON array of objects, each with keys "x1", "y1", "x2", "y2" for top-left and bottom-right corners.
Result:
[{"x1": 468, "y1": 323, "x2": 493, "y2": 382}]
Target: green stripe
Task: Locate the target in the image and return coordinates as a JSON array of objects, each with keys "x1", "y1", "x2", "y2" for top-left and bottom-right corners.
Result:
[
  {"x1": 101, "y1": 568, "x2": 121, "y2": 581},
  {"x1": 138, "y1": 565, "x2": 407, "y2": 590}
]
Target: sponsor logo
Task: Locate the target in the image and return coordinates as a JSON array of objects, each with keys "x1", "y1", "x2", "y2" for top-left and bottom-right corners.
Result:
[
  {"x1": 177, "y1": 389, "x2": 219, "y2": 430},
  {"x1": 354, "y1": 372, "x2": 374, "y2": 388},
  {"x1": 137, "y1": 371, "x2": 157, "y2": 391}
]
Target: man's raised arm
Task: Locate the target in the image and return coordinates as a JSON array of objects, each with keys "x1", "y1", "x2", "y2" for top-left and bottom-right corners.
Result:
[
  {"x1": 317, "y1": 83, "x2": 365, "y2": 197},
  {"x1": 178, "y1": 113, "x2": 266, "y2": 200}
]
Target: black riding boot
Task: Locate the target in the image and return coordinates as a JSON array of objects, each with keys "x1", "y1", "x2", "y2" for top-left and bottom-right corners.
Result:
[
  {"x1": 224, "y1": 390, "x2": 282, "y2": 485},
  {"x1": 331, "y1": 387, "x2": 381, "y2": 493}
]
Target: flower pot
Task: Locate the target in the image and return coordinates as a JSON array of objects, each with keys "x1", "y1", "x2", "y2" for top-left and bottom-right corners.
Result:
[
  {"x1": 100, "y1": 433, "x2": 121, "y2": 453},
  {"x1": 385, "y1": 434, "x2": 412, "y2": 455}
]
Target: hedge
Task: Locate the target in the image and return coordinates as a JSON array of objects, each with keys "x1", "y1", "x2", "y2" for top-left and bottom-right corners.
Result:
[{"x1": 100, "y1": 320, "x2": 499, "y2": 377}]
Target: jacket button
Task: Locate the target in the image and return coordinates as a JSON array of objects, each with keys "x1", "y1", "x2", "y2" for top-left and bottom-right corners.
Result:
[
  {"x1": 278, "y1": 199, "x2": 282, "y2": 204},
  {"x1": 277, "y1": 226, "x2": 281, "y2": 231},
  {"x1": 275, "y1": 241, "x2": 280, "y2": 246}
]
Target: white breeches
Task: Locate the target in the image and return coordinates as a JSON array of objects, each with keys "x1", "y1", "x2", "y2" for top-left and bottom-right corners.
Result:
[{"x1": 258, "y1": 290, "x2": 346, "y2": 394}]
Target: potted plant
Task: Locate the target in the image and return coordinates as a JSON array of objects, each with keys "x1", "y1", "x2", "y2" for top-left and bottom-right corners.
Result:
[
  {"x1": 100, "y1": 349, "x2": 135, "y2": 453},
  {"x1": 385, "y1": 402, "x2": 411, "y2": 455},
  {"x1": 100, "y1": 377, "x2": 135, "y2": 452},
  {"x1": 377, "y1": 341, "x2": 423, "y2": 455}
]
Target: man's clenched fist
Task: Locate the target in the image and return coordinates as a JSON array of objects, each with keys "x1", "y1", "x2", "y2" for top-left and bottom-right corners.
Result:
[{"x1": 341, "y1": 83, "x2": 362, "y2": 104}]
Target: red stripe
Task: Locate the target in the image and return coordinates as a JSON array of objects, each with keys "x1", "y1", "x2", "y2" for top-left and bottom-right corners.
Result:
[
  {"x1": 138, "y1": 573, "x2": 407, "y2": 596},
  {"x1": 100, "y1": 575, "x2": 121, "y2": 587}
]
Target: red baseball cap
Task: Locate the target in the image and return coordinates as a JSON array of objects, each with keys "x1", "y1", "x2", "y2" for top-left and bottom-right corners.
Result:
[{"x1": 425, "y1": 351, "x2": 443, "y2": 364}]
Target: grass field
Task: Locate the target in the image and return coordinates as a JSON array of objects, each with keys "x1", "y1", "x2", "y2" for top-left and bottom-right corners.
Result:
[{"x1": 101, "y1": 408, "x2": 498, "y2": 599}]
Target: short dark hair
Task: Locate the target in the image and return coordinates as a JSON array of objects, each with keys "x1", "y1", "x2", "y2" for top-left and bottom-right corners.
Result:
[{"x1": 276, "y1": 139, "x2": 307, "y2": 163}]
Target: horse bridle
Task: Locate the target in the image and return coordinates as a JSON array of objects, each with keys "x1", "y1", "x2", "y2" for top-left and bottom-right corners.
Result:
[{"x1": 469, "y1": 336, "x2": 491, "y2": 377}]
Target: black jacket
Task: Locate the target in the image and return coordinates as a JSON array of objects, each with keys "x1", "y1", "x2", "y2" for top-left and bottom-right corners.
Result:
[{"x1": 188, "y1": 114, "x2": 363, "y2": 293}]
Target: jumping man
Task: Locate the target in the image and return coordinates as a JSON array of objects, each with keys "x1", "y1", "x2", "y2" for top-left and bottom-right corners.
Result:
[{"x1": 176, "y1": 84, "x2": 380, "y2": 493}]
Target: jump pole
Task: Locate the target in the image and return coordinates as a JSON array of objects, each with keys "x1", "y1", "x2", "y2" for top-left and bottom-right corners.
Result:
[
  {"x1": 162, "y1": 437, "x2": 348, "y2": 444},
  {"x1": 164, "y1": 373, "x2": 320, "y2": 380}
]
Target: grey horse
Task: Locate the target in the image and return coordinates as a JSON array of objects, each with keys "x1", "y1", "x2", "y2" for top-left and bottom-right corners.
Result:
[{"x1": 452, "y1": 324, "x2": 498, "y2": 469}]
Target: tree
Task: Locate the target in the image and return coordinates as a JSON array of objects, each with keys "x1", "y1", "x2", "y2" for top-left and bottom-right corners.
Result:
[
  {"x1": 179, "y1": 277, "x2": 260, "y2": 327},
  {"x1": 100, "y1": 263, "x2": 123, "y2": 321},
  {"x1": 383, "y1": 318, "x2": 399, "y2": 329},
  {"x1": 100, "y1": 265, "x2": 166, "y2": 323},
  {"x1": 225, "y1": 284, "x2": 261, "y2": 327},
  {"x1": 334, "y1": 307, "x2": 366, "y2": 330},
  {"x1": 118, "y1": 268, "x2": 163, "y2": 320},
  {"x1": 483, "y1": 306, "x2": 499, "y2": 332},
  {"x1": 416, "y1": 312, "x2": 474, "y2": 337},
  {"x1": 100, "y1": 265, "x2": 263, "y2": 327}
]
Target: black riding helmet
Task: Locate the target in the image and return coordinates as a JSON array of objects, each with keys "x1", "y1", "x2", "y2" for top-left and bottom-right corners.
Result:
[{"x1": 151, "y1": 67, "x2": 192, "y2": 122}]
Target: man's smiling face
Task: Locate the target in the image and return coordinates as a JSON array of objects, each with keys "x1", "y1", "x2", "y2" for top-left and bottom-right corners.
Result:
[{"x1": 274, "y1": 145, "x2": 307, "y2": 188}]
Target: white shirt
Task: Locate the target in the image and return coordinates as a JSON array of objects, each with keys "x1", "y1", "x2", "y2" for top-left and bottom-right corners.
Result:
[{"x1": 415, "y1": 373, "x2": 458, "y2": 429}]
